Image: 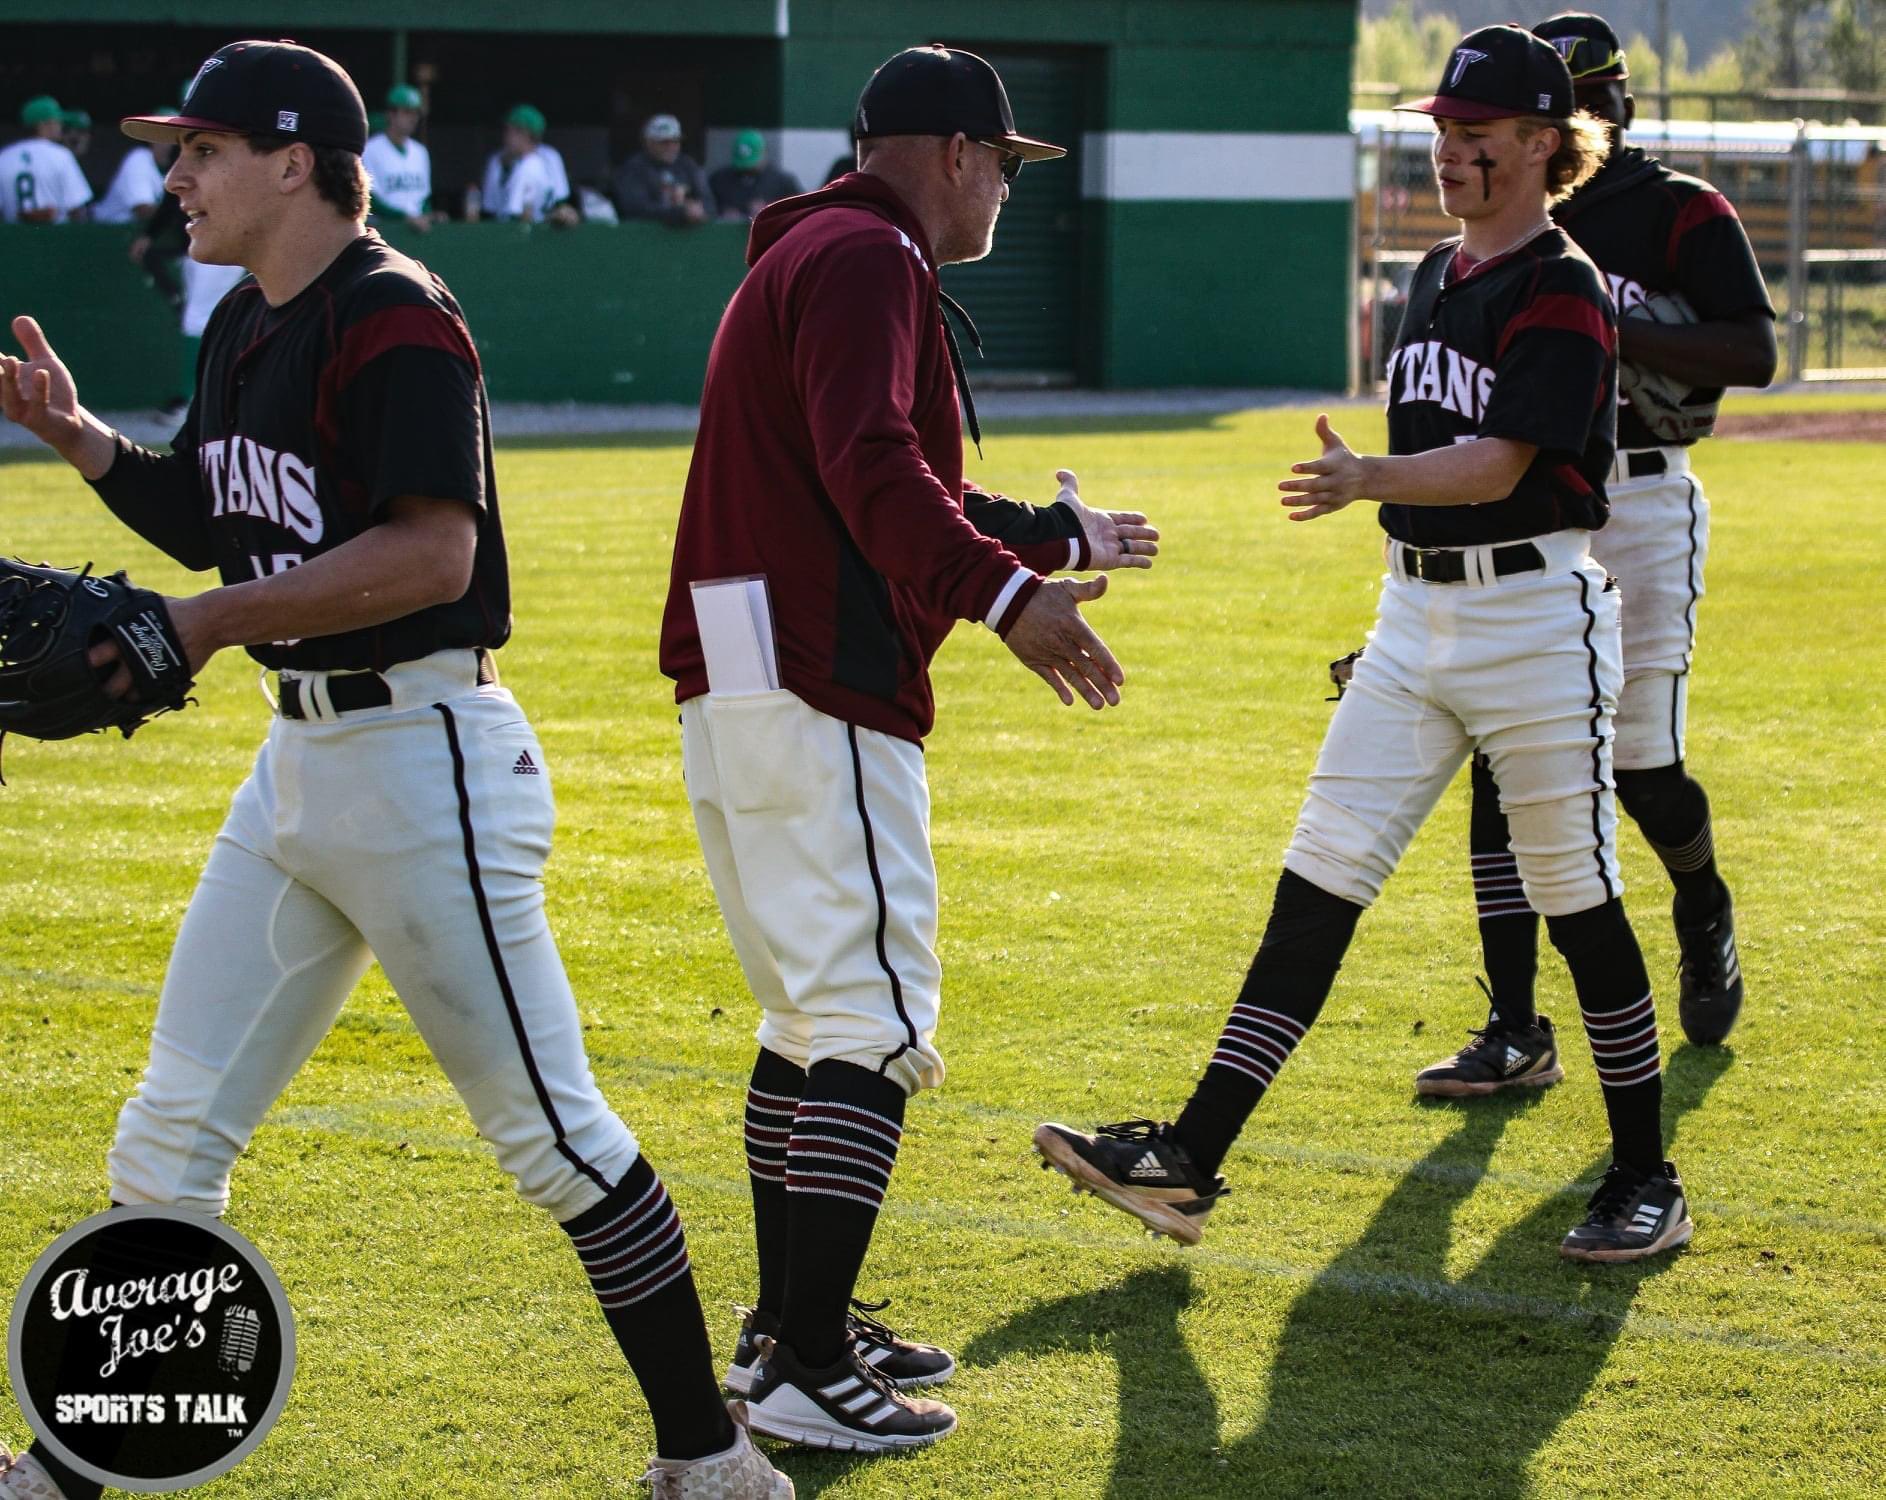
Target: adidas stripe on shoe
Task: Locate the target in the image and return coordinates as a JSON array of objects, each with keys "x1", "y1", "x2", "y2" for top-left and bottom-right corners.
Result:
[
  {"x1": 1414, "y1": 1013, "x2": 1564, "y2": 1098},
  {"x1": 745, "y1": 1337, "x2": 957, "y2": 1452},
  {"x1": 725, "y1": 1301, "x2": 954, "y2": 1397},
  {"x1": 1032, "y1": 1117, "x2": 1227, "y2": 1246},
  {"x1": 1559, "y1": 1159, "x2": 1694, "y2": 1263}
]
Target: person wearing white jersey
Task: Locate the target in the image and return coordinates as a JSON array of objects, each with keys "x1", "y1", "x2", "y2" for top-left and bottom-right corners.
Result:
[
  {"x1": 95, "y1": 119, "x2": 171, "y2": 224},
  {"x1": 362, "y1": 83, "x2": 434, "y2": 231},
  {"x1": 478, "y1": 104, "x2": 573, "y2": 224},
  {"x1": 0, "y1": 97, "x2": 94, "y2": 223}
]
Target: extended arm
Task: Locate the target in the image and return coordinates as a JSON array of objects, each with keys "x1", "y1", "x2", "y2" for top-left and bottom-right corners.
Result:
[{"x1": 1279, "y1": 416, "x2": 1536, "y2": 520}]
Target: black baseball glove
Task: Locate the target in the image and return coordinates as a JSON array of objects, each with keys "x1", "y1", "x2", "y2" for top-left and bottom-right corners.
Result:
[{"x1": 0, "y1": 558, "x2": 195, "y2": 754}]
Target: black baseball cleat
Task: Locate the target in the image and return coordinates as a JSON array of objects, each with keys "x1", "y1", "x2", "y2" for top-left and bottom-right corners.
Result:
[
  {"x1": 1675, "y1": 892, "x2": 1744, "y2": 1045},
  {"x1": 1032, "y1": 1117, "x2": 1227, "y2": 1246},
  {"x1": 1560, "y1": 1159, "x2": 1694, "y2": 1263},
  {"x1": 725, "y1": 1301, "x2": 953, "y2": 1396},
  {"x1": 744, "y1": 1335, "x2": 957, "y2": 1452},
  {"x1": 1415, "y1": 1013, "x2": 1564, "y2": 1097}
]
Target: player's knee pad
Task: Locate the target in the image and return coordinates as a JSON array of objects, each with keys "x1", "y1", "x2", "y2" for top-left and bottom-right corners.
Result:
[{"x1": 1615, "y1": 761, "x2": 1705, "y2": 828}]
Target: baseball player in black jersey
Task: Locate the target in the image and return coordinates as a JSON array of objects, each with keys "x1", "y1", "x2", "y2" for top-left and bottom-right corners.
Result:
[
  {"x1": 1415, "y1": 12, "x2": 1775, "y2": 1100},
  {"x1": 0, "y1": 42, "x2": 787, "y2": 1500},
  {"x1": 1035, "y1": 26, "x2": 1695, "y2": 1264}
]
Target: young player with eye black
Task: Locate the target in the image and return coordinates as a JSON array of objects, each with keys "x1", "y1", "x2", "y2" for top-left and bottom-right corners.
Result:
[
  {"x1": 1033, "y1": 25, "x2": 1696, "y2": 1265},
  {"x1": 1411, "y1": 12, "x2": 1775, "y2": 1101}
]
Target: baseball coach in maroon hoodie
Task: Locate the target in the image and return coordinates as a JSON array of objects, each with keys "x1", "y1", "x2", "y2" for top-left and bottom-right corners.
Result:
[{"x1": 660, "y1": 45, "x2": 1160, "y2": 1452}]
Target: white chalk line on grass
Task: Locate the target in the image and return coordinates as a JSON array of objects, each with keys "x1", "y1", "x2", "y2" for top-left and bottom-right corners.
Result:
[
  {"x1": 251, "y1": 1104, "x2": 1886, "y2": 1374},
  {"x1": 10, "y1": 961, "x2": 1885, "y2": 1245}
]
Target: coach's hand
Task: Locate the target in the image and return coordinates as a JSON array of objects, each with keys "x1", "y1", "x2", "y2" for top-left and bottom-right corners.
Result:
[
  {"x1": 1004, "y1": 575, "x2": 1124, "y2": 710},
  {"x1": 1280, "y1": 414, "x2": 1367, "y2": 521},
  {"x1": 0, "y1": 316, "x2": 85, "y2": 453},
  {"x1": 1055, "y1": 468, "x2": 1159, "y2": 570}
]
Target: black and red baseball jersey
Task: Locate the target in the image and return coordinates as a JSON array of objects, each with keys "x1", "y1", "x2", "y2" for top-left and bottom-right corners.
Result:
[
  {"x1": 1553, "y1": 145, "x2": 1774, "y2": 451},
  {"x1": 89, "y1": 232, "x2": 509, "y2": 671},
  {"x1": 1380, "y1": 226, "x2": 1618, "y2": 547}
]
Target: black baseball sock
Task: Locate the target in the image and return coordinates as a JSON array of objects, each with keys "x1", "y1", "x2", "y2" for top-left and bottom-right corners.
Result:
[
  {"x1": 744, "y1": 1047, "x2": 805, "y2": 1321},
  {"x1": 27, "y1": 1444, "x2": 101, "y2": 1500},
  {"x1": 563, "y1": 1153, "x2": 734, "y2": 1461},
  {"x1": 1172, "y1": 870, "x2": 1364, "y2": 1180},
  {"x1": 1546, "y1": 900, "x2": 1665, "y2": 1176},
  {"x1": 1616, "y1": 763, "x2": 1730, "y2": 919},
  {"x1": 1469, "y1": 753, "x2": 1540, "y2": 1028},
  {"x1": 778, "y1": 1060, "x2": 906, "y2": 1371}
]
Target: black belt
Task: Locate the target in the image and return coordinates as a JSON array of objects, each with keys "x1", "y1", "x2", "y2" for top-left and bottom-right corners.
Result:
[
  {"x1": 1397, "y1": 540, "x2": 1544, "y2": 585},
  {"x1": 279, "y1": 649, "x2": 496, "y2": 720},
  {"x1": 1623, "y1": 450, "x2": 1667, "y2": 478}
]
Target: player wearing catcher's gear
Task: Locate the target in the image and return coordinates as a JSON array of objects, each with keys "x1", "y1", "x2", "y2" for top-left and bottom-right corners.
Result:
[
  {"x1": 663, "y1": 44, "x2": 1158, "y2": 1453},
  {"x1": 0, "y1": 40, "x2": 787, "y2": 1500},
  {"x1": 1415, "y1": 12, "x2": 1775, "y2": 1097},
  {"x1": 1035, "y1": 26, "x2": 1694, "y2": 1265}
]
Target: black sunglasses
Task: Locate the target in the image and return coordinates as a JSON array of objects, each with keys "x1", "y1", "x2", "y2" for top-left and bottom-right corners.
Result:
[{"x1": 975, "y1": 141, "x2": 1024, "y2": 182}]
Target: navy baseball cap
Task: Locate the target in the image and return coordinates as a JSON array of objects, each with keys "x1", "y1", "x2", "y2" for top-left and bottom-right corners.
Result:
[
  {"x1": 121, "y1": 40, "x2": 368, "y2": 153},
  {"x1": 1534, "y1": 13, "x2": 1631, "y2": 82},
  {"x1": 855, "y1": 45, "x2": 1066, "y2": 162},
  {"x1": 1397, "y1": 25, "x2": 1576, "y2": 121}
]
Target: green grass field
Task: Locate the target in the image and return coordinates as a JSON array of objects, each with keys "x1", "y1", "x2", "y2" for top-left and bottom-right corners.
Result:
[{"x1": 2, "y1": 408, "x2": 1882, "y2": 1498}]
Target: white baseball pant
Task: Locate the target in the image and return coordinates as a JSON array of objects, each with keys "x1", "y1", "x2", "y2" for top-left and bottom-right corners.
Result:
[
  {"x1": 1285, "y1": 529, "x2": 1625, "y2": 917},
  {"x1": 680, "y1": 690, "x2": 944, "y2": 1096},
  {"x1": 107, "y1": 649, "x2": 639, "y2": 1222},
  {"x1": 1591, "y1": 446, "x2": 1710, "y2": 770}
]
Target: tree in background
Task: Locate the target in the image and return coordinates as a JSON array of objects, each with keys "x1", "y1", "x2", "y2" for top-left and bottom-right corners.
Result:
[{"x1": 1823, "y1": 0, "x2": 1880, "y2": 95}]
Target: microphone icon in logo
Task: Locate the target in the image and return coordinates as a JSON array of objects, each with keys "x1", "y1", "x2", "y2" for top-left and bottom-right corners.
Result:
[{"x1": 218, "y1": 1304, "x2": 261, "y2": 1375}]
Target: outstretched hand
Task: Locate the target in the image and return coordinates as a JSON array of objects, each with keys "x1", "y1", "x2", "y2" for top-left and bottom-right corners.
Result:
[
  {"x1": 1003, "y1": 574, "x2": 1124, "y2": 709},
  {"x1": 0, "y1": 316, "x2": 84, "y2": 451},
  {"x1": 1054, "y1": 468, "x2": 1159, "y2": 570},
  {"x1": 1279, "y1": 413, "x2": 1368, "y2": 521}
]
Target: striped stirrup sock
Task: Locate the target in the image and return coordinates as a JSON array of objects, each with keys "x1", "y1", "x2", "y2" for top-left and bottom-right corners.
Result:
[
  {"x1": 565, "y1": 1161, "x2": 692, "y2": 1309},
  {"x1": 1580, "y1": 990, "x2": 1662, "y2": 1090},
  {"x1": 1209, "y1": 1002, "x2": 1309, "y2": 1093}
]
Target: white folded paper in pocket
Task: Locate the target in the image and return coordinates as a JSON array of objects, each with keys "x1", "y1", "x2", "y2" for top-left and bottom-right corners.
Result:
[{"x1": 690, "y1": 575, "x2": 780, "y2": 695}]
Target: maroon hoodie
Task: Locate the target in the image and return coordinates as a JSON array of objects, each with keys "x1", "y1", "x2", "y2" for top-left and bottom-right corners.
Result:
[{"x1": 660, "y1": 172, "x2": 1083, "y2": 744}]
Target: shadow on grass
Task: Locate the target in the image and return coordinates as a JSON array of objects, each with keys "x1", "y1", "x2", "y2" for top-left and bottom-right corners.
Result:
[{"x1": 964, "y1": 1044, "x2": 1732, "y2": 1499}]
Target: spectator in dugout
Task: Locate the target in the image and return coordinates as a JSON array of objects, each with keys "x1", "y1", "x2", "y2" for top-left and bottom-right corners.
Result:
[
  {"x1": 709, "y1": 128, "x2": 803, "y2": 221},
  {"x1": 477, "y1": 103, "x2": 577, "y2": 224},
  {"x1": 612, "y1": 112, "x2": 713, "y2": 225},
  {"x1": 0, "y1": 96, "x2": 94, "y2": 222},
  {"x1": 97, "y1": 104, "x2": 175, "y2": 224}
]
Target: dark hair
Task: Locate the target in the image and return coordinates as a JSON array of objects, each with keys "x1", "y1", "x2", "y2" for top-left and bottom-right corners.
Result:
[{"x1": 245, "y1": 137, "x2": 369, "y2": 220}]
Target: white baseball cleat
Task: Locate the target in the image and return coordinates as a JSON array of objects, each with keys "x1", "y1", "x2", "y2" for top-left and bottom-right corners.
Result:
[
  {"x1": 0, "y1": 1447, "x2": 66, "y2": 1500},
  {"x1": 640, "y1": 1403, "x2": 793, "y2": 1499}
]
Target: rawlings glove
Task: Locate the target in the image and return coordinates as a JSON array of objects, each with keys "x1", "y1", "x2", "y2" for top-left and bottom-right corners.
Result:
[
  {"x1": 0, "y1": 558, "x2": 195, "y2": 760},
  {"x1": 1619, "y1": 290, "x2": 1720, "y2": 444}
]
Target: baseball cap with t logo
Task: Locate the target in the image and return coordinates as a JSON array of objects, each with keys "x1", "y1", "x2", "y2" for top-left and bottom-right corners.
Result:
[
  {"x1": 120, "y1": 40, "x2": 369, "y2": 154},
  {"x1": 1395, "y1": 24, "x2": 1576, "y2": 121}
]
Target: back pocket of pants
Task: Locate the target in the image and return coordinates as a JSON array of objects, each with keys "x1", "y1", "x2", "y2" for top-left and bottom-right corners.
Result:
[{"x1": 704, "y1": 690, "x2": 815, "y2": 817}]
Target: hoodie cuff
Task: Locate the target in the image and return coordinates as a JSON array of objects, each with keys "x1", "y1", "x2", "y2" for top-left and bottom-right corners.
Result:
[
  {"x1": 985, "y1": 568, "x2": 1042, "y2": 638},
  {"x1": 1050, "y1": 501, "x2": 1091, "y2": 570}
]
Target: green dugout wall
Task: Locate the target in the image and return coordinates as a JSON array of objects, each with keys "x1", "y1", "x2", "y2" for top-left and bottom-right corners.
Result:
[{"x1": 0, "y1": 0, "x2": 1357, "y2": 403}]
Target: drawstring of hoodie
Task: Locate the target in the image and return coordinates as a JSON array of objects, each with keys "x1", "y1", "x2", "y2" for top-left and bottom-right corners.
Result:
[{"x1": 938, "y1": 290, "x2": 982, "y2": 457}]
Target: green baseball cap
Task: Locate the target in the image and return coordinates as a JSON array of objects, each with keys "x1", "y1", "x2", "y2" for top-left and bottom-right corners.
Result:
[
  {"x1": 732, "y1": 128, "x2": 764, "y2": 168},
  {"x1": 387, "y1": 83, "x2": 422, "y2": 110},
  {"x1": 62, "y1": 108, "x2": 93, "y2": 130},
  {"x1": 21, "y1": 96, "x2": 63, "y2": 127},
  {"x1": 505, "y1": 103, "x2": 545, "y2": 137}
]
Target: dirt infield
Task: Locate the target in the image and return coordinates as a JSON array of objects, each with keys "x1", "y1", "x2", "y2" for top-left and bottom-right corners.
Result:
[{"x1": 1714, "y1": 409, "x2": 1886, "y2": 442}]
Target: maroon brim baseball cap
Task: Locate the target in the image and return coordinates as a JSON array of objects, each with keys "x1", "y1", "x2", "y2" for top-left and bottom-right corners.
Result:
[
  {"x1": 1395, "y1": 25, "x2": 1576, "y2": 122},
  {"x1": 122, "y1": 39, "x2": 368, "y2": 153}
]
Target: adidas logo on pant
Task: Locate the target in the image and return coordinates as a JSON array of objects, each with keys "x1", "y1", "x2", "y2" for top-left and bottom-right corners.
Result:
[{"x1": 512, "y1": 751, "x2": 540, "y2": 775}]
